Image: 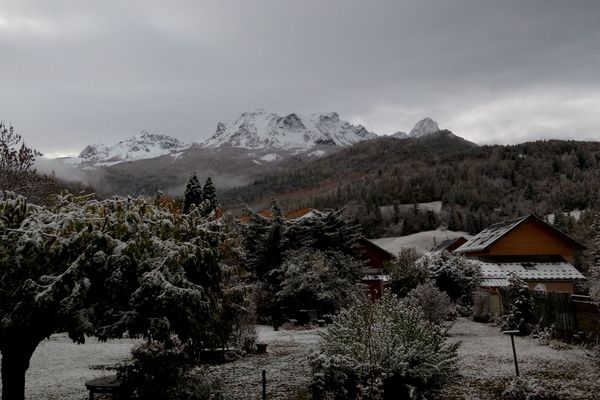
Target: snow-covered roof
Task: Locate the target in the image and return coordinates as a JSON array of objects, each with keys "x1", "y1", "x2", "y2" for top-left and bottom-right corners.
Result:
[
  {"x1": 456, "y1": 216, "x2": 528, "y2": 253},
  {"x1": 455, "y1": 214, "x2": 585, "y2": 253},
  {"x1": 481, "y1": 278, "x2": 510, "y2": 287},
  {"x1": 474, "y1": 256, "x2": 585, "y2": 283}
]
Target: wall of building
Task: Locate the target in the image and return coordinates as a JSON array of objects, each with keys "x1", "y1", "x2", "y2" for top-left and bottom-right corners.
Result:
[{"x1": 527, "y1": 280, "x2": 576, "y2": 293}]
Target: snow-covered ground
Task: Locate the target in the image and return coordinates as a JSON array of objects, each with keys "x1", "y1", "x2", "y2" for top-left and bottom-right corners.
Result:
[
  {"x1": 0, "y1": 333, "x2": 138, "y2": 400},
  {"x1": 3, "y1": 321, "x2": 596, "y2": 399},
  {"x1": 370, "y1": 228, "x2": 471, "y2": 255},
  {"x1": 439, "y1": 319, "x2": 600, "y2": 400}
]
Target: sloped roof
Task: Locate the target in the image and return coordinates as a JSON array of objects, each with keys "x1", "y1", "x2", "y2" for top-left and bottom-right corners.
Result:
[
  {"x1": 455, "y1": 214, "x2": 585, "y2": 253},
  {"x1": 474, "y1": 255, "x2": 585, "y2": 283},
  {"x1": 430, "y1": 236, "x2": 468, "y2": 253}
]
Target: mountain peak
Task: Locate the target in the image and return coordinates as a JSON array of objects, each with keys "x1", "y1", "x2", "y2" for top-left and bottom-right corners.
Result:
[
  {"x1": 409, "y1": 118, "x2": 440, "y2": 138},
  {"x1": 68, "y1": 131, "x2": 188, "y2": 166},
  {"x1": 203, "y1": 110, "x2": 376, "y2": 150}
]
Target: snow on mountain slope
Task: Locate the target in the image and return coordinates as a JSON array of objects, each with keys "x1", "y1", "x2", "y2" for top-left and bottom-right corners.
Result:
[
  {"x1": 64, "y1": 131, "x2": 189, "y2": 166},
  {"x1": 409, "y1": 118, "x2": 440, "y2": 138},
  {"x1": 202, "y1": 109, "x2": 377, "y2": 150}
]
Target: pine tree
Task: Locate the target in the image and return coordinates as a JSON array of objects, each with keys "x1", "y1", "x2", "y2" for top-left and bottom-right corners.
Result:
[
  {"x1": 182, "y1": 173, "x2": 203, "y2": 214},
  {"x1": 202, "y1": 176, "x2": 218, "y2": 213}
]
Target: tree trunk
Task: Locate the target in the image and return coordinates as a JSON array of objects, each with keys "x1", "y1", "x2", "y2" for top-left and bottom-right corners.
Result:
[{"x1": 1, "y1": 344, "x2": 37, "y2": 400}]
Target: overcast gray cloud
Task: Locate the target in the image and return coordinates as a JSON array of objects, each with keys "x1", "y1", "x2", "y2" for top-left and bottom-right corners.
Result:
[{"x1": 1, "y1": 0, "x2": 599, "y2": 156}]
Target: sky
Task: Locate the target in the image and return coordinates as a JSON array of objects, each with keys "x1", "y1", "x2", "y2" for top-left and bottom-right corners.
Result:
[{"x1": 1, "y1": 0, "x2": 599, "y2": 157}]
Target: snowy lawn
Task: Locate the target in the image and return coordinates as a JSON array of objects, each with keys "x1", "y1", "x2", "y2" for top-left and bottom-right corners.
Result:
[
  {"x1": 205, "y1": 325, "x2": 323, "y2": 400},
  {"x1": 439, "y1": 318, "x2": 600, "y2": 400},
  {"x1": 0, "y1": 333, "x2": 138, "y2": 400},
  {"x1": 0, "y1": 326, "x2": 321, "y2": 400},
  {"x1": 3, "y1": 320, "x2": 595, "y2": 399}
]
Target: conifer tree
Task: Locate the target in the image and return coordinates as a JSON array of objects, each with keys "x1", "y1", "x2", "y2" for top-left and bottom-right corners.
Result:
[
  {"x1": 183, "y1": 173, "x2": 203, "y2": 214},
  {"x1": 202, "y1": 176, "x2": 218, "y2": 213}
]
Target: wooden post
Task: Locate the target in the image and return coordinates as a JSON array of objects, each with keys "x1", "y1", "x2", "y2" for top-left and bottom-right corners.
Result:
[
  {"x1": 503, "y1": 330, "x2": 520, "y2": 376},
  {"x1": 262, "y1": 369, "x2": 267, "y2": 400}
]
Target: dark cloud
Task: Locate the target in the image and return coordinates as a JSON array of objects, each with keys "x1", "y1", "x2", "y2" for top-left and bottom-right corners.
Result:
[{"x1": 1, "y1": 0, "x2": 599, "y2": 155}]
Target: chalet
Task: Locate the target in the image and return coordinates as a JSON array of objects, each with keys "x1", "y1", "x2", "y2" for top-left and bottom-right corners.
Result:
[
  {"x1": 356, "y1": 238, "x2": 394, "y2": 299},
  {"x1": 455, "y1": 214, "x2": 586, "y2": 293}
]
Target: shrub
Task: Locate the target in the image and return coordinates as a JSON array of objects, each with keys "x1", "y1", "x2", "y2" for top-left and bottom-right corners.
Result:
[
  {"x1": 502, "y1": 377, "x2": 559, "y2": 400},
  {"x1": 117, "y1": 338, "x2": 221, "y2": 400},
  {"x1": 276, "y1": 249, "x2": 364, "y2": 316},
  {"x1": 417, "y1": 251, "x2": 481, "y2": 305},
  {"x1": 503, "y1": 274, "x2": 533, "y2": 335},
  {"x1": 311, "y1": 293, "x2": 459, "y2": 400},
  {"x1": 404, "y1": 281, "x2": 455, "y2": 324},
  {"x1": 387, "y1": 248, "x2": 430, "y2": 297}
]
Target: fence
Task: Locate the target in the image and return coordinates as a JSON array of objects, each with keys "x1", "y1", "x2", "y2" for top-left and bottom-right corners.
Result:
[{"x1": 498, "y1": 289, "x2": 600, "y2": 337}]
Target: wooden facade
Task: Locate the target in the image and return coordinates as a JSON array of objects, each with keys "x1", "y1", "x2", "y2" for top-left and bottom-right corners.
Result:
[
  {"x1": 458, "y1": 217, "x2": 583, "y2": 265},
  {"x1": 457, "y1": 215, "x2": 586, "y2": 295}
]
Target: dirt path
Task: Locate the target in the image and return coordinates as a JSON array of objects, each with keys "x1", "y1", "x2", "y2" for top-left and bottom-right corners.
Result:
[
  {"x1": 439, "y1": 319, "x2": 600, "y2": 399},
  {"x1": 205, "y1": 325, "x2": 323, "y2": 400}
]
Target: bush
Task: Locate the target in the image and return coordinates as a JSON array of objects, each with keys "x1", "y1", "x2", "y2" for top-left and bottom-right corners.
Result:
[
  {"x1": 417, "y1": 251, "x2": 481, "y2": 305},
  {"x1": 387, "y1": 248, "x2": 430, "y2": 297},
  {"x1": 502, "y1": 377, "x2": 559, "y2": 400},
  {"x1": 502, "y1": 274, "x2": 533, "y2": 335},
  {"x1": 118, "y1": 339, "x2": 222, "y2": 400},
  {"x1": 404, "y1": 281, "x2": 455, "y2": 324},
  {"x1": 310, "y1": 293, "x2": 459, "y2": 400},
  {"x1": 276, "y1": 249, "x2": 364, "y2": 316}
]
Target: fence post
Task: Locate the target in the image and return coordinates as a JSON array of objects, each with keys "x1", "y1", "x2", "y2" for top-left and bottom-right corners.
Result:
[
  {"x1": 262, "y1": 369, "x2": 266, "y2": 400},
  {"x1": 503, "y1": 330, "x2": 520, "y2": 376}
]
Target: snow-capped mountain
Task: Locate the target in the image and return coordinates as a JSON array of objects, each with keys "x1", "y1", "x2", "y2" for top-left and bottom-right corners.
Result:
[
  {"x1": 64, "y1": 131, "x2": 190, "y2": 166},
  {"x1": 392, "y1": 131, "x2": 408, "y2": 139},
  {"x1": 409, "y1": 118, "x2": 440, "y2": 138},
  {"x1": 202, "y1": 109, "x2": 376, "y2": 150}
]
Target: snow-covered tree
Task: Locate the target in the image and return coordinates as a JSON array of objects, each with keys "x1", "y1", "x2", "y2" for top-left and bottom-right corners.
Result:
[
  {"x1": 416, "y1": 251, "x2": 481, "y2": 305},
  {"x1": 502, "y1": 273, "x2": 533, "y2": 335},
  {"x1": 202, "y1": 176, "x2": 218, "y2": 214},
  {"x1": 183, "y1": 173, "x2": 203, "y2": 214},
  {"x1": 311, "y1": 293, "x2": 459, "y2": 399},
  {"x1": 0, "y1": 190, "x2": 233, "y2": 400},
  {"x1": 404, "y1": 281, "x2": 455, "y2": 325},
  {"x1": 387, "y1": 248, "x2": 428, "y2": 297},
  {"x1": 276, "y1": 249, "x2": 364, "y2": 315}
]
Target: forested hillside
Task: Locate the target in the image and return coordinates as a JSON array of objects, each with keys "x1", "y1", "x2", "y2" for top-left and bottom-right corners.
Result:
[{"x1": 221, "y1": 132, "x2": 600, "y2": 238}]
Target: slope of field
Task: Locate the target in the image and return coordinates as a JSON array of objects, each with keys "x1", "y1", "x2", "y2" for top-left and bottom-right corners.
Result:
[{"x1": 370, "y1": 229, "x2": 472, "y2": 255}]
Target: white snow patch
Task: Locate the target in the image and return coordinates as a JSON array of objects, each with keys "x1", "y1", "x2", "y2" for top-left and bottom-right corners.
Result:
[
  {"x1": 307, "y1": 149, "x2": 327, "y2": 158},
  {"x1": 370, "y1": 228, "x2": 471, "y2": 255},
  {"x1": 259, "y1": 153, "x2": 282, "y2": 162}
]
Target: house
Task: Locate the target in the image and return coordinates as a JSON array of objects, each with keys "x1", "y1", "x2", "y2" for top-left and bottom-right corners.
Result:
[
  {"x1": 356, "y1": 238, "x2": 395, "y2": 299},
  {"x1": 455, "y1": 214, "x2": 586, "y2": 294}
]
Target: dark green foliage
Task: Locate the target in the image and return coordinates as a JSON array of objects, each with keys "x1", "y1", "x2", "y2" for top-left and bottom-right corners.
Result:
[
  {"x1": 502, "y1": 274, "x2": 533, "y2": 335},
  {"x1": 222, "y1": 135, "x2": 600, "y2": 238},
  {"x1": 276, "y1": 249, "x2": 364, "y2": 316},
  {"x1": 386, "y1": 248, "x2": 429, "y2": 297},
  {"x1": 202, "y1": 177, "x2": 218, "y2": 213},
  {"x1": 0, "y1": 191, "x2": 236, "y2": 400},
  {"x1": 417, "y1": 251, "x2": 482, "y2": 305},
  {"x1": 240, "y1": 201, "x2": 364, "y2": 317},
  {"x1": 118, "y1": 339, "x2": 216, "y2": 400},
  {"x1": 183, "y1": 173, "x2": 203, "y2": 214}
]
